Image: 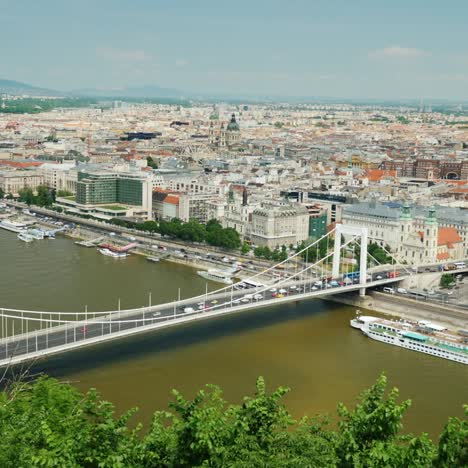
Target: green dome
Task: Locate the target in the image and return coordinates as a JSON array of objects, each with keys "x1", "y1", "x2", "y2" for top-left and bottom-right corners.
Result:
[{"x1": 226, "y1": 113, "x2": 240, "y2": 131}]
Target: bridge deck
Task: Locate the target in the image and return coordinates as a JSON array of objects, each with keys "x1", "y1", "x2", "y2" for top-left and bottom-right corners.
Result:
[{"x1": 0, "y1": 277, "x2": 404, "y2": 368}]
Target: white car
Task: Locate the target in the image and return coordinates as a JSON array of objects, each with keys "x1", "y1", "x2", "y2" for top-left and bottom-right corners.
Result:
[
  {"x1": 269, "y1": 288, "x2": 277, "y2": 293},
  {"x1": 253, "y1": 294, "x2": 263, "y2": 300}
]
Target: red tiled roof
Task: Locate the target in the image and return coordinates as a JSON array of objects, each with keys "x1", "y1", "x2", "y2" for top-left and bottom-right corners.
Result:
[
  {"x1": 0, "y1": 161, "x2": 44, "y2": 168},
  {"x1": 365, "y1": 169, "x2": 397, "y2": 182},
  {"x1": 164, "y1": 195, "x2": 179, "y2": 205},
  {"x1": 437, "y1": 227, "x2": 462, "y2": 246},
  {"x1": 436, "y1": 252, "x2": 449, "y2": 260}
]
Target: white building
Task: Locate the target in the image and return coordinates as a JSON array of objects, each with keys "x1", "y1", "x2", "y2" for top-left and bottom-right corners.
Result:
[
  {"x1": 342, "y1": 202, "x2": 467, "y2": 264},
  {"x1": 250, "y1": 202, "x2": 309, "y2": 248},
  {"x1": 39, "y1": 163, "x2": 77, "y2": 193}
]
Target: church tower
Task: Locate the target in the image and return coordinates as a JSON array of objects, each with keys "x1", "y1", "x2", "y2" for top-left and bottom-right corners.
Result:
[
  {"x1": 424, "y1": 206, "x2": 438, "y2": 262},
  {"x1": 399, "y1": 204, "x2": 412, "y2": 255},
  {"x1": 209, "y1": 121, "x2": 215, "y2": 145},
  {"x1": 220, "y1": 123, "x2": 226, "y2": 147}
]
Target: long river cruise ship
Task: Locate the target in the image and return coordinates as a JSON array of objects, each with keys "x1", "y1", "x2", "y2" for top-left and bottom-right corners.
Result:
[{"x1": 351, "y1": 313, "x2": 468, "y2": 365}]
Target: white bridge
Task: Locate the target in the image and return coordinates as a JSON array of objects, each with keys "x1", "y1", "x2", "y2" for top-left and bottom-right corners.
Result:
[{"x1": 0, "y1": 225, "x2": 413, "y2": 368}]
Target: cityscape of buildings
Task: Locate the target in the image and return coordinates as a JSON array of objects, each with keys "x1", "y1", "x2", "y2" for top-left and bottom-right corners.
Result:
[{"x1": 1, "y1": 99, "x2": 467, "y2": 264}]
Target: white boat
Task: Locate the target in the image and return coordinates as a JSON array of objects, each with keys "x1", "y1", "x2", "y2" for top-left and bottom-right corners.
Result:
[
  {"x1": 147, "y1": 256, "x2": 160, "y2": 263},
  {"x1": 17, "y1": 231, "x2": 34, "y2": 243},
  {"x1": 350, "y1": 311, "x2": 379, "y2": 329},
  {"x1": 353, "y1": 315, "x2": 468, "y2": 365},
  {"x1": 98, "y1": 248, "x2": 128, "y2": 258},
  {"x1": 197, "y1": 269, "x2": 233, "y2": 284},
  {"x1": 27, "y1": 229, "x2": 45, "y2": 240},
  {"x1": 0, "y1": 220, "x2": 28, "y2": 233}
]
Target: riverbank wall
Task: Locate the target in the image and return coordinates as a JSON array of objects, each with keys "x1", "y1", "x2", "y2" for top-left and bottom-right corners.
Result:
[{"x1": 326, "y1": 291, "x2": 467, "y2": 329}]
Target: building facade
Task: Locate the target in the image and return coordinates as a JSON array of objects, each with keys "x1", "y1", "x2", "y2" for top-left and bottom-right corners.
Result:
[
  {"x1": 250, "y1": 203, "x2": 309, "y2": 248},
  {"x1": 57, "y1": 170, "x2": 152, "y2": 220},
  {"x1": 342, "y1": 202, "x2": 467, "y2": 264},
  {"x1": 209, "y1": 114, "x2": 241, "y2": 148},
  {"x1": 382, "y1": 159, "x2": 468, "y2": 180},
  {"x1": 0, "y1": 171, "x2": 45, "y2": 195}
]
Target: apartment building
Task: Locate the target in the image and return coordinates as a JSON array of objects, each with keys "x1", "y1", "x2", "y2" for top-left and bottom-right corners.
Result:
[
  {"x1": 250, "y1": 203, "x2": 309, "y2": 248},
  {"x1": 0, "y1": 171, "x2": 45, "y2": 195}
]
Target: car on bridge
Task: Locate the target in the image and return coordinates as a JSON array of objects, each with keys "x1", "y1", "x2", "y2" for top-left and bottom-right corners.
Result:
[{"x1": 387, "y1": 271, "x2": 401, "y2": 278}]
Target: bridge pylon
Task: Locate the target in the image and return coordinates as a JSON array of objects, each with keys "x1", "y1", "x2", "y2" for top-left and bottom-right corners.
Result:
[{"x1": 332, "y1": 224, "x2": 368, "y2": 296}]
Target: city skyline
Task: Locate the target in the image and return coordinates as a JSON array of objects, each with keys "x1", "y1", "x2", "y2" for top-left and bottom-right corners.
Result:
[{"x1": 1, "y1": 0, "x2": 468, "y2": 100}]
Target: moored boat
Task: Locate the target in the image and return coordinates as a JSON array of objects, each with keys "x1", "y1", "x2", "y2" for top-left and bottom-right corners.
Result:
[
  {"x1": 350, "y1": 311, "x2": 378, "y2": 329},
  {"x1": 352, "y1": 313, "x2": 468, "y2": 365},
  {"x1": 98, "y1": 248, "x2": 128, "y2": 258},
  {"x1": 197, "y1": 269, "x2": 233, "y2": 284},
  {"x1": 27, "y1": 228, "x2": 45, "y2": 240},
  {"x1": 0, "y1": 220, "x2": 28, "y2": 233},
  {"x1": 17, "y1": 231, "x2": 34, "y2": 243}
]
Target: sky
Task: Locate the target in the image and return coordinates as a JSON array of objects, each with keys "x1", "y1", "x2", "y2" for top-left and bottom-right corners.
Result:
[{"x1": 0, "y1": 0, "x2": 467, "y2": 100}]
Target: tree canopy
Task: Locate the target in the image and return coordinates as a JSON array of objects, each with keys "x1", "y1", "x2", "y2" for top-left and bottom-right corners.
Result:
[
  {"x1": 18, "y1": 185, "x2": 54, "y2": 207},
  {"x1": 0, "y1": 374, "x2": 465, "y2": 467},
  {"x1": 110, "y1": 217, "x2": 241, "y2": 251}
]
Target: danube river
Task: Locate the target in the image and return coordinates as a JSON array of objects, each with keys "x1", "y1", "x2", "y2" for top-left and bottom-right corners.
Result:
[{"x1": 0, "y1": 230, "x2": 466, "y2": 437}]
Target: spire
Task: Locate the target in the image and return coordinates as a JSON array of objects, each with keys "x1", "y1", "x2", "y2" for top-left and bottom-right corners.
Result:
[
  {"x1": 426, "y1": 206, "x2": 437, "y2": 224},
  {"x1": 401, "y1": 203, "x2": 411, "y2": 220}
]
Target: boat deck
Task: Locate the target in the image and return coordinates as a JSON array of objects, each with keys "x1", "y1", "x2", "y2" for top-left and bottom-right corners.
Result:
[{"x1": 369, "y1": 318, "x2": 467, "y2": 351}]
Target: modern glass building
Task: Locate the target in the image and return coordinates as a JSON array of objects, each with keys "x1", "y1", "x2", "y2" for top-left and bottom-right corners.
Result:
[
  {"x1": 76, "y1": 172, "x2": 145, "y2": 206},
  {"x1": 308, "y1": 213, "x2": 327, "y2": 240}
]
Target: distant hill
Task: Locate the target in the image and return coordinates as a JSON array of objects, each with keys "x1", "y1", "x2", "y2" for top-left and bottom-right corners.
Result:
[
  {"x1": 72, "y1": 84, "x2": 185, "y2": 99},
  {"x1": 0, "y1": 79, "x2": 62, "y2": 97}
]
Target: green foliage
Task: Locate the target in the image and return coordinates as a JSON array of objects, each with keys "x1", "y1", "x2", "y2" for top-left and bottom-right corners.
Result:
[
  {"x1": 368, "y1": 242, "x2": 392, "y2": 265},
  {"x1": 18, "y1": 187, "x2": 35, "y2": 206},
  {"x1": 0, "y1": 187, "x2": 4, "y2": 199},
  {"x1": 297, "y1": 237, "x2": 329, "y2": 263},
  {"x1": 254, "y1": 245, "x2": 273, "y2": 260},
  {"x1": 355, "y1": 242, "x2": 393, "y2": 267},
  {"x1": 18, "y1": 185, "x2": 54, "y2": 207},
  {"x1": 440, "y1": 273, "x2": 455, "y2": 289},
  {"x1": 205, "y1": 219, "x2": 241, "y2": 250},
  {"x1": 397, "y1": 115, "x2": 410, "y2": 124},
  {"x1": 241, "y1": 242, "x2": 251, "y2": 255},
  {"x1": 435, "y1": 405, "x2": 468, "y2": 467},
  {"x1": 146, "y1": 156, "x2": 158, "y2": 169},
  {"x1": 109, "y1": 217, "x2": 241, "y2": 250},
  {"x1": 274, "y1": 121, "x2": 284, "y2": 128},
  {"x1": 0, "y1": 374, "x2": 462, "y2": 467},
  {"x1": 254, "y1": 245, "x2": 288, "y2": 262},
  {"x1": 0, "y1": 97, "x2": 99, "y2": 114},
  {"x1": 56, "y1": 189, "x2": 73, "y2": 198}
]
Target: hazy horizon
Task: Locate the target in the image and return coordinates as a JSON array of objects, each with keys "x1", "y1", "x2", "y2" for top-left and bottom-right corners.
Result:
[{"x1": 1, "y1": 0, "x2": 467, "y2": 100}]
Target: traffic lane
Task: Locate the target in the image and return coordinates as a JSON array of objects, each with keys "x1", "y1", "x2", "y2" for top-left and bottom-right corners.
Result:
[{"x1": 0, "y1": 277, "x2": 403, "y2": 360}]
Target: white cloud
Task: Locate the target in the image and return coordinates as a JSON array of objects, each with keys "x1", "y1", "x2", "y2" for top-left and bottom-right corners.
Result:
[
  {"x1": 96, "y1": 46, "x2": 153, "y2": 63},
  {"x1": 369, "y1": 46, "x2": 430, "y2": 59},
  {"x1": 175, "y1": 58, "x2": 189, "y2": 67}
]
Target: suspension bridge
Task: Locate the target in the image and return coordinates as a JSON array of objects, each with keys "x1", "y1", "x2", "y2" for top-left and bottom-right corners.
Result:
[{"x1": 0, "y1": 225, "x2": 414, "y2": 368}]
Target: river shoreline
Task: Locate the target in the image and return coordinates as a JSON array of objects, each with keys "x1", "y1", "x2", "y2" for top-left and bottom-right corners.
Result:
[{"x1": 327, "y1": 292, "x2": 468, "y2": 330}]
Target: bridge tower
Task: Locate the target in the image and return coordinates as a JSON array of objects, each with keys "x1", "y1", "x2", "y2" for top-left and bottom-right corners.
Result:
[{"x1": 332, "y1": 224, "x2": 368, "y2": 296}]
